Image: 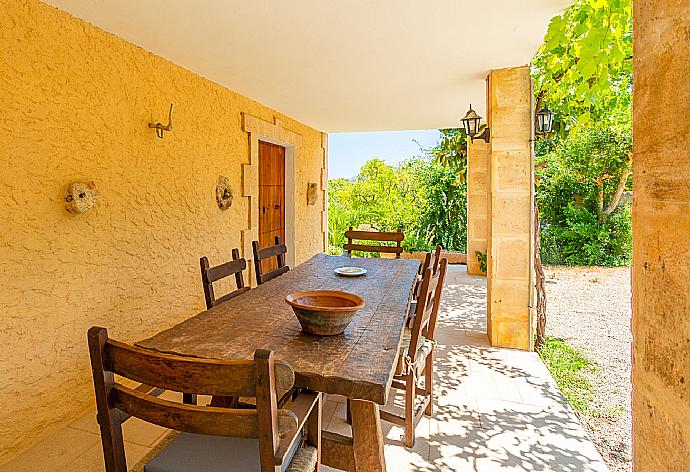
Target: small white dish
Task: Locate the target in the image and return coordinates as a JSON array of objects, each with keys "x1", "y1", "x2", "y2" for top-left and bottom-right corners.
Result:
[{"x1": 334, "y1": 266, "x2": 368, "y2": 277}]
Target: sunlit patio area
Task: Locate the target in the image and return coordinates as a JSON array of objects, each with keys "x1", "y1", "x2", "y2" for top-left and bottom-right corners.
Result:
[
  {"x1": 1, "y1": 266, "x2": 606, "y2": 472},
  {"x1": 323, "y1": 266, "x2": 608, "y2": 472},
  {"x1": 3, "y1": 0, "x2": 689, "y2": 469}
]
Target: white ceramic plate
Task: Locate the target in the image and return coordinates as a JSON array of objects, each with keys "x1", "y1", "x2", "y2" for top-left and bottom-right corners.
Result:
[{"x1": 334, "y1": 266, "x2": 368, "y2": 277}]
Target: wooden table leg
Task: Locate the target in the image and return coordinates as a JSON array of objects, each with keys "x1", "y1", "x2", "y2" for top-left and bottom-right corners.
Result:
[{"x1": 350, "y1": 399, "x2": 387, "y2": 472}]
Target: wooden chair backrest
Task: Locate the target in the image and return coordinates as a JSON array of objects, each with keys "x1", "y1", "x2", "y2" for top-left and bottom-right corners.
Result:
[
  {"x1": 252, "y1": 236, "x2": 290, "y2": 285},
  {"x1": 429, "y1": 244, "x2": 442, "y2": 274},
  {"x1": 414, "y1": 245, "x2": 442, "y2": 300},
  {"x1": 343, "y1": 227, "x2": 404, "y2": 258},
  {"x1": 88, "y1": 327, "x2": 296, "y2": 472},
  {"x1": 200, "y1": 248, "x2": 250, "y2": 309},
  {"x1": 408, "y1": 258, "x2": 448, "y2": 355}
]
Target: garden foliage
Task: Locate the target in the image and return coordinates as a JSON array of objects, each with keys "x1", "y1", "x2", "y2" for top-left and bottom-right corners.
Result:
[
  {"x1": 327, "y1": 158, "x2": 466, "y2": 255},
  {"x1": 536, "y1": 119, "x2": 632, "y2": 266},
  {"x1": 531, "y1": 0, "x2": 633, "y2": 266},
  {"x1": 532, "y1": 0, "x2": 632, "y2": 130}
]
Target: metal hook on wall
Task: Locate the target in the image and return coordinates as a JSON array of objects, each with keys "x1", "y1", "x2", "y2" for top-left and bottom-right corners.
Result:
[{"x1": 149, "y1": 103, "x2": 174, "y2": 139}]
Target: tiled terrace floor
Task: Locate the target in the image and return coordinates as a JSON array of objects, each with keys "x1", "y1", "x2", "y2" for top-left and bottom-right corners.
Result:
[{"x1": 1, "y1": 266, "x2": 607, "y2": 472}]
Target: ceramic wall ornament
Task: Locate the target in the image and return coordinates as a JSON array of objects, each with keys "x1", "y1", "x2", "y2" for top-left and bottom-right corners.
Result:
[
  {"x1": 307, "y1": 182, "x2": 318, "y2": 205},
  {"x1": 216, "y1": 175, "x2": 233, "y2": 210},
  {"x1": 65, "y1": 181, "x2": 98, "y2": 214}
]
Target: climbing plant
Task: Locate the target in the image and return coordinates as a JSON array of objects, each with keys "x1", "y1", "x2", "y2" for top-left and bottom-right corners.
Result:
[{"x1": 532, "y1": 0, "x2": 632, "y2": 131}]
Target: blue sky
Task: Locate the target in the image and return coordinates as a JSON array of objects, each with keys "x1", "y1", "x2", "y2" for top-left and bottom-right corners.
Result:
[{"x1": 328, "y1": 130, "x2": 440, "y2": 179}]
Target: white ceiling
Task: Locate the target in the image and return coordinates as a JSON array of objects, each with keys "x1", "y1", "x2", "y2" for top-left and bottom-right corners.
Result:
[{"x1": 43, "y1": 0, "x2": 569, "y2": 132}]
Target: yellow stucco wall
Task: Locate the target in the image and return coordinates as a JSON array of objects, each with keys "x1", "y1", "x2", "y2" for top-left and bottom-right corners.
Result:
[
  {"x1": 632, "y1": 1, "x2": 690, "y2": 468},
  {"x1": 0, "y1": 0, "x2": 326, "y2": 462}
]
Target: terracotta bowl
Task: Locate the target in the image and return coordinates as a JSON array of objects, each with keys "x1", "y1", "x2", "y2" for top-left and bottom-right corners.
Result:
[{"x1": 285, "y1": 290, "x2": 365, "y2": 336}]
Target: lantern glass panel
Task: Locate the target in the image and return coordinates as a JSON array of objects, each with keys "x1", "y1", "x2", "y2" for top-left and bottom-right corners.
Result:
[
  {"x1": 467, "y1": 117, "x2": 478, "y2": 136},
  {"x1": 461, "y1": 106, "x2": 482, "y2": 137},
  {"x1": 536, "y1": 107, "x2": 554, "y2": 134},
  {"x1": 537, "y1": 113, "x2": 545, "y2": 133}
]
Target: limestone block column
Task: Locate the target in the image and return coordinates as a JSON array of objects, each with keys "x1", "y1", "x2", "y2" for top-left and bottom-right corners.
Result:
[
  {"x1": 467, "y1": 140, "x2": 489, "y2": 275},
  {"x1": 632, "y1": 1, "x2": 690, "y2": 468},
  {"x1": 486, "y1": 66, "x2": 534, "y2": 350}
]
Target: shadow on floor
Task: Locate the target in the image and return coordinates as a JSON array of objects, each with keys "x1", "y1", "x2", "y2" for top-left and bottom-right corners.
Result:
[{"x1": 324, "y1": 265, "x2": 608, "y2": 472}]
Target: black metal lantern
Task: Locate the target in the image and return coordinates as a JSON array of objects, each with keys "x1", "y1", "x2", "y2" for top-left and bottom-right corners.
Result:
[
  {"x1": 461, "y1": 105, "x2": 481, "y2": 137},
  {"x1": 461, "y1": 104, "x2": 490, "y2": 143},
  {"x1": 536, "y1": 106, "x2": 555, "y2": 135}
]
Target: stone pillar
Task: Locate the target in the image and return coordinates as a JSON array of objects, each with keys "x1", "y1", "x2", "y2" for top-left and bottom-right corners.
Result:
[
  {"x1": 466, "y1": 139, "x2": 489, "y2": 275},
  {"x1": 486, "y1": 66, "x2": 534, "y2": 351},
  {"x1": 632, "y1": 1, "x2": 690, "y2": 469}
]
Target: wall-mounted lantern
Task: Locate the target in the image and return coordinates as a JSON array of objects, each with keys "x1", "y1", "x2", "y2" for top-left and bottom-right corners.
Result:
[
  {"x1": 535, "y1": 106, "x2": 555, "y2": 136},
  {"x1": 461, "y1": 104, "x2": 490, "y2": 143}
]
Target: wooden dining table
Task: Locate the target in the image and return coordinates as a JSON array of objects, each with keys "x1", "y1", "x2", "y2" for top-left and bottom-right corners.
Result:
[{"x1": 137, "y1": 253, "x2": 420, "y2": 472}]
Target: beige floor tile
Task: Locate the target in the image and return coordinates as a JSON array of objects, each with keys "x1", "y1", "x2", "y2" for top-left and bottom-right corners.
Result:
[
  {"x1": 382, "y1": 415, "x2": 432, "y2": 451},
  {"x1": 429, "y1": 424, "x2": 550, "y2": 471},
  {"x1": 321, "y1": 399, "x2": 339, "y2": 431},
  {"x1": 68, "y1": 409, "x2": 100, "y2": 434},
  {"x1": 121, "y1": 418, "x2": 169, "y2": 447},
  {"x1": 514, "y1": 375, "x2": 568, "y2": 409},
  {"x1": 325, "y1": 403, "x2": 352, "y2": 437},
  {"x1": 384, "y1": 444, "x2": 434, "y2": 472},
  {"x1": 475, "y1": 397, "x2": 546, "y2": 434},
  {"x1": 429, "y1": 403, "x2": 481, "y2": 433},
  {"x1": 158, "y1": 390, "x2": 212, "y2": 405},
  {"x1": 0, "y1": 427, "x2": 99, "y2": 472},
  {"x1": 68, "y1": 409, "x2": 168, "y2": 448},
  {"x1": 68, "y1": 440, "x2": 151, "y2": 472},
  {"x1": 464, "y1": 329, "x2": 489, "y2": 340},
  {"x1": 327, "y1": 394, "x2": 347, "y2": 404}
]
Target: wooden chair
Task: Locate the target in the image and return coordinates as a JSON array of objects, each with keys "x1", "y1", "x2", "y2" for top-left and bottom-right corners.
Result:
[
  {"x1": 88, "y1": 327, "x2": 321, "y2": 472},
  {"x1": 252, "y1": 236, "x2": 290, "y2": 285},
  {"x1": 407, "y1": 245, "x2": 442, "y2": 327},
  {"x1": 343, "y1": 227, "x2": 404, "y2": 258},
  {"x1": 345, "y1": 253, "x2": 447, "y2": 430},
  {"x1": 200, "y1": 248, "x2": 250, "y2": 310},
  {"x1": 380, "y1": 257, "x2": 448, "y2": 447}
]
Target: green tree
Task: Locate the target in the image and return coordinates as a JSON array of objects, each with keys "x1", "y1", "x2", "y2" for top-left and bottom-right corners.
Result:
[
  {"x1": 327, "y1": 157, "x2": 467, "y2": 255},
  {"x1": 431, "y1": 128, "x2": 468, "y2": 181},
  {"x1": 530, "y1": 0, "x2": 633, "y2": 268},
  {"x1": 415, "y1": 163, "x2": 467, "y2": 252},
  {"x1": 536, "y1": 120, "x2": 632, "y2": 265},
  {"x1": 532, "y1": 0, "x2": 632, "y2": 130}
]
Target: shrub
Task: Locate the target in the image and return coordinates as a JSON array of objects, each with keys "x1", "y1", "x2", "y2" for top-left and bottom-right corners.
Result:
[
  {"x1": 536, "y1": 120, "x2": 632, "y2": 266},
  {"x1": 415, "y1": 163, "x2": 467, "y2": 252},
  {"x1": 327, "y1": 157, "x2": 467, "y2": 255},
  {"x1": 541, "y1": 203, "x2": 631, "y2": 266}
]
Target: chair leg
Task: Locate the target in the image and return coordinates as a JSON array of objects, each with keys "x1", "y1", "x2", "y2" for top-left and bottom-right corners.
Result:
[
  {"x1": 306, "y1": 393, "x2": 322, "y2": 470},
  {"x1": 346, "y1": 398, "x2": 352, "y2": 424},
  {"x1": 404, "y1": 372, "x2": 416, "y2": 448},
  {"x1": 424, "y1": 352, "x2": 433, "y2": 416}
]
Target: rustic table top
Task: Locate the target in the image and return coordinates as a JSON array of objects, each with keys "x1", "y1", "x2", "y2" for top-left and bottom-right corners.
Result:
[{"x1": 137, "y1": 254, "x2": 420, "y2": 404}]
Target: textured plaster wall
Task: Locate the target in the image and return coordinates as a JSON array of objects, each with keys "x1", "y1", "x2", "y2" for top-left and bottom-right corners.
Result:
[
  {"x1": 0, "y1": 0, "x2": 326, "y2": 462},
  {"x1": 486, "y1": 67, "x2": 534, "y2": 351},
  {"x1": 632, "y1": 1, "x2": 690, "y2": 469}
]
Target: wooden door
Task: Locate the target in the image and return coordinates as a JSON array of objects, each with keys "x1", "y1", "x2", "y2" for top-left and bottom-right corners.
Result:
[{"x1": 258, "y1": 141, "x2": 285, "y2": 273}]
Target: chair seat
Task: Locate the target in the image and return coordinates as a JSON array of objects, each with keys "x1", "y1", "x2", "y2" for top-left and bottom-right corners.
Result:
[
  {"x1": 396, "y1": 330, "x2": 434, "y2": 375},
  {"x1": 143, "y1": 431, "x2": 316, "y2": 472}
]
